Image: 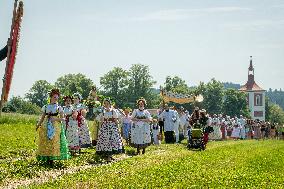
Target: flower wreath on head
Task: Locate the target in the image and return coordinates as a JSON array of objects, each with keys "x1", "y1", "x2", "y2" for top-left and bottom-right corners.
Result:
[
  {"x1": 123, "y1": 107, "x2": 132, "y2": 113},
  {"x1": 63, "y1": 95, "x2": 73, "y2": 102},
  {"x1": 136, "y1": 97, "x2": 147, "y2": 107},
  {"x1": 46, "y1": 89, "x2": 60, "y2": 104},
  {"x1": 73, "y1": 92, "x2": 82, "y2": 101},
  {"x1": 49, "y1": 88, "x2": 60, "y2": 97},
  {"x1": 102, "y1": 96, "x2": 116, "y2": 106}
]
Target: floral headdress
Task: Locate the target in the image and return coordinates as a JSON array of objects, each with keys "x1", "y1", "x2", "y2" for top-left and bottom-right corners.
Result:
[
  {"x1": 63, "y1": 95, "x2": 73, "y2": 102},
  {"x1": 49, "y1": 88, "x2": 60, "y2": 97},
  {"x1": 136, "y1": 97, "x2": 147, "y2": 107},
  {"x1": 73, "y1": 92, "x2": 82, "y2": 101}
]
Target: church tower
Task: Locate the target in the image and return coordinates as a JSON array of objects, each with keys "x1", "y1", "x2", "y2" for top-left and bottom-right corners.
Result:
[{"x1": 239, "y1": 56, "x2": 266, "y2": 121}]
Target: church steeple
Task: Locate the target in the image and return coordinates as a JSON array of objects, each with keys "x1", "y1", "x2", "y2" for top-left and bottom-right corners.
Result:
[
  {"x1": 248, "y1": 56, "x2": 255, "y2": 85},
  {"x1": 239, "y1": 56, "x2": 265, "y2": 121}
]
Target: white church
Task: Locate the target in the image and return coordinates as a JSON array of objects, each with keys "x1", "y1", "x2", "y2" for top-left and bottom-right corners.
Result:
[{"x1": 239, "y1": 56, "x2": 266, "y2": 121}]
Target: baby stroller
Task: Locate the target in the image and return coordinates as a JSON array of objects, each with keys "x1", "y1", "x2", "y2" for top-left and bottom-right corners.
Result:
[{"x1": 187, "y1": 123, "x2": 206, "y2": 150}]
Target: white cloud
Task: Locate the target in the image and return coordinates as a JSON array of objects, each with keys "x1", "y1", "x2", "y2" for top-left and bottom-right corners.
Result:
[
  {"x1": 225, "y1": 20, "x2": 284, "y2": 31},
  {"x1": 132, "y1": 7, "x2": 252, "y2": 21}
]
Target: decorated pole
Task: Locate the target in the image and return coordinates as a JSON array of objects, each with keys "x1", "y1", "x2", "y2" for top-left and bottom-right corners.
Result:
[{"x1": 0, "y1": 0, "x2": 24, "y2": 116}]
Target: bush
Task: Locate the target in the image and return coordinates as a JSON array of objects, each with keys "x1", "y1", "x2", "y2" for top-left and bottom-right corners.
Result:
[{"x1": 2, "y1": 96, "x2": 41, "y2": 115}]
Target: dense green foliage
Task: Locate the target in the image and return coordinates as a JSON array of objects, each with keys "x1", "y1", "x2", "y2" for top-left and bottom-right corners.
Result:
[
  {"x1": 55, "y1": 73, "x2": 94, "y2": 100},
  {"x1": 266, "y1": 103, "x2": 284, "y2": 124},
  {"x1": 25, "y1": 80, "x2": 54, "y2": 108},
  {"x1": 100, "y1": 64, "x2": 158, "y2": 109},
  {"x1": 2, "y1": 96, "x2": 41, "y2": 115},
  {"x1": 223, "y1": 88, "x2": 250, "y2": 117},
  {"x1": 1, "y1": 64, "x2": 283, "y2": 119},
  {"x1": 266, "y1": 88, "x2": 284, "y2": 110}
]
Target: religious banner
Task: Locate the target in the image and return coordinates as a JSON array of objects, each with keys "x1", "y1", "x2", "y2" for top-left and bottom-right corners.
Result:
[
  {"x1": 0, "y1": 0, "x2": 24, "y2": 115},
  {"x1": 160, "y1": 89, "x2": 203, "y2": 104}
]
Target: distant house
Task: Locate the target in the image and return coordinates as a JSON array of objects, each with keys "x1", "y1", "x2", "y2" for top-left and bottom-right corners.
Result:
[{"x1": 239, "y1": 56, "x2": 266, "y2": 121}]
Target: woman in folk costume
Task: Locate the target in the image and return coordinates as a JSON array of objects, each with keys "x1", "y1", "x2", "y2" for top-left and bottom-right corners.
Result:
[
  {"x1": 219, "y1": 115, "x2": 227, "y2": 140},
  {"x1": 253, "y1": 120, "x2": 261, "y2": 139},
  {"x1": 86, "y1": 86, "x2": 102, "y2": 146},
  {"x1": 231, "y1": 118, "x2": 240, "y2": 140},
  {"x1": 63, "y1": 95, "x2": 80, "y2": 155},
  {"x1": 36, "y1": 89, "x2": 70, "y2": 165},
  {"x1": 209, "y1": 114, "x2": 222, "y2": 140},
  {"x1": 73, "y1": 93, "x2": 92, "y2": 148},
  {"x1": 121, "y1": 108, "x2": 132, "y2": 144},
  {"x1": 270, "y1": 123, "x2": 276, "y2": 139},
  {"x1": 225, "y1": 116, "x2": 232, "y2": 137},
  {"x1": 96, "y1": 98, "x2": 123, "y2": 161},
  {"x1": 246, "y1": 119, "x2": 253, "y2": 139},
  {"x1": 131, "y1": 98, "x2": 152, "y2": 155},
  {"x1": 239, "y1": 115, "x2": 246, "y2": 140}
]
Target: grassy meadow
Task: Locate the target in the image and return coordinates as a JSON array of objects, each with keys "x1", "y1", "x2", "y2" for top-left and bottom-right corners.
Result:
[{"x1": 0, "y1": 113, "x2": 284, "y2": 188}]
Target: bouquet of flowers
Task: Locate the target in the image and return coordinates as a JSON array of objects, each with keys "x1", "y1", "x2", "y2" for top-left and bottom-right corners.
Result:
[
  {"x1": 136, "y1": 115, "x2": 147, "y2": 120},
  {"x1": 84, "y1": 99, "x2": 102, "y2": 115},
  {"x1": 93, "y1": 101, "x2": 102, "y2": 114}
]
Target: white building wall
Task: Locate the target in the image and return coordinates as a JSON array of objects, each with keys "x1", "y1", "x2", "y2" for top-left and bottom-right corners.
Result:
[{"x1": 248, "y1": 91, "x2": 265, "y2": 121}]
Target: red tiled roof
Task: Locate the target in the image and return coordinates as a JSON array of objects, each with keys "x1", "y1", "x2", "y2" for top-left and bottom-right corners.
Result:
[{"x1": 239, "y1": 82, "x2": 265, "y2": 91}]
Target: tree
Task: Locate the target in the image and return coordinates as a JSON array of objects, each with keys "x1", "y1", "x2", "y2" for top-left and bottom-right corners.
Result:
[
  {"x1": 3, "y1": 96, "x2": 41, "y2": 115},
  {"x1": 222, "y1": 82, "x2": 241, "y2": 90},
  {"x1": 127, "y1": 64, "x2": 157, "y2": 108},
  {"x1": 25, "y1": 80, "x2": 53, "y2": 107},
  {"x1": 164, "y1": 76, "x2": 189, "y2": 94},
  {"x1": 55, "y1": 73, "x2": 94, "y2": 100},
  {"x1": 202, "y1": 78, "x2": 224, "y2": 114},
  {"x1": 267, "y1": 103, "x2": 284, "y2": 124},
  {"x1": 100, "y1": 67, "x2": 129, "y2": 107},
  {"x1": 223, "y1": 88, "x2": 250, "y2": 117},
  {"x1": 266, "y1": 88, "x2": 284, "y2": 110}
]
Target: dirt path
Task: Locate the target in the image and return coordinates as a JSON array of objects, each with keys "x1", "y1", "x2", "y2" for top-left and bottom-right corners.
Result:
[{"x1": 1, "y1": 154, "x2": 131, "y2": 189}]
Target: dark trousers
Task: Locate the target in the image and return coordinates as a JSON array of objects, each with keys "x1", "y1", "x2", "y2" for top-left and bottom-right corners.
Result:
[
  {"x1": 159, "y1": 121, "x2": 164, "y2": 133},
  {"x1": 164, "y1": 131, "x2": 175, "y2": 143}
]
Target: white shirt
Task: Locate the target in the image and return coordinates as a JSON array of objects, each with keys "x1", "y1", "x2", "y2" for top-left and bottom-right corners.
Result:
[
  {"x1": 42, "y1": 103, "x2": 63, "y2": 114},
  {"x1": 159, "y1": 109, "x2": 178, "y2": 131},
  {"x1": 96, "y1": 108, "x2": 118, "y2": 121},
  {"x1": 63, "y1": 106, "x2": 73, "y2": 116},
  {"x1": 179, "y1": 113, "x2": 188, "y2": 126}
]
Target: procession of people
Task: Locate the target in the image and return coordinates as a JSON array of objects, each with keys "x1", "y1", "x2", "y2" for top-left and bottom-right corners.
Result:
[{"x1": 35, "y1": 87, "x2": 284, "y2": 165}]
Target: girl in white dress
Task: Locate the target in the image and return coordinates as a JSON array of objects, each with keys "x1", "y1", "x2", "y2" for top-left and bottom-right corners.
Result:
[
  {"x1": 231, "y1": 119, "x2": 240, "y2": 140},
  {"x1": 121, "y1": 108, "x2": 132, "y2": 144},
  {"x1": 73, "y1": 93, "x2": 92, "y2": 148},
  {"x1": 63, "y1": 95, "x2": 80, "y2": 155}
]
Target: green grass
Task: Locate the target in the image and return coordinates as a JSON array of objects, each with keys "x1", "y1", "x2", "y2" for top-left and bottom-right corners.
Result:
[
  {"x1": 0, "y1": 112, "x2": 38, "y2": 125},
  {"x1": 26, "y1": 140, "x2": 284, "y2": 189},
  {"x1": 1, "y1": 113, "x2": 284, "y2": 188},
  {"x1": 0, "y1": 113, "x2": 101, "y2": 184}
]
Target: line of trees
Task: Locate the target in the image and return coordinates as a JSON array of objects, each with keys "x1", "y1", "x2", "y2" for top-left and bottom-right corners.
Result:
[{"x1": 2, "y1": 64, "x2": 284, "y2": 124}]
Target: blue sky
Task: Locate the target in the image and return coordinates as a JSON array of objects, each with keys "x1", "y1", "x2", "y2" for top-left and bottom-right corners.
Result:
[{"x1": 1, "y1": 0, "x2": 284, "y2": 97}]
